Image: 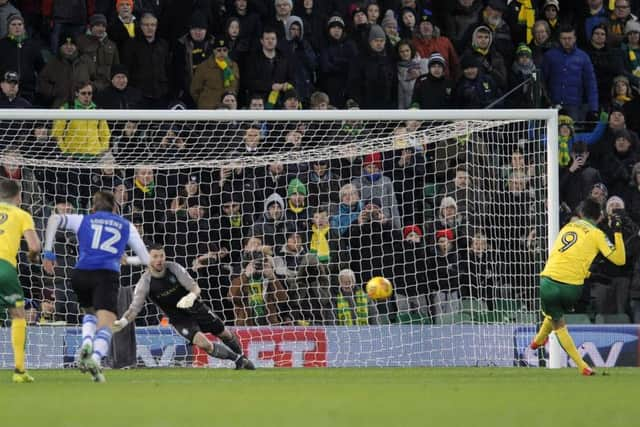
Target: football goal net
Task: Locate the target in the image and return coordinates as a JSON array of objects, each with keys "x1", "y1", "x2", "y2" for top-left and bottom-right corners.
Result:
[{"x1": 0, "y1": 108, "x2": 558, "y2": 368}]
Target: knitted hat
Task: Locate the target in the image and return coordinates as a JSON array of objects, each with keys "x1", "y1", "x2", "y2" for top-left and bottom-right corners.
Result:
[
  {"x1": 614, "y1": 128, "x2": 632, "y2": 142},
  {"x1": 460, "y1": 54, "x2": 480, "y2": 70},
  {"x1": 351, "y1": 6, "x2": 366, "y2": 20},
  {"x1": 214, "y1": 38, "x2": 229, "y2": 49},
  {"x1": 362, "y1": 152, "x2": 383, "y2": 170},
  {"x1": 428, "y1": 52, "x2": 446, "y2": 68},
  {"x1": 403, "y1": 224, "x2": 423, "y2": 239},
  {"x1": 287, "y1": 178, "x2": 307, "y2": 196},
  {"x1": 613, "y1": 75, "x2": 630, "y2": 86},
  {"x1": 89, "y1": 14, "x2": 107, "y2": 27},
  {"x1": 543, "y1": 0, "x2": 559, "y2": 11},
  {"x1": 327, "y1": 15, "x2": 345, "y2": 29},
  {"x1": 6, "y1": 13, "x2": 23, "y2": 25},
  {"x1": 190, "y1": 13, "x2": 208, "y2": 30},
  {"x1": 625, "y1": 20, "x2": 640, "y2": 35},
  {"x1": 486, "y1": 0, "x2": 507, "y2": 13},
  {"x1": 606, "y1": 195, "x2": 625, "y2": 211},
  {"x1": 436, "y1": 228, "x2": 454, "y2": 241},
  {"x1": 558, "y1": 114, "x2": 574, "y2": 132},
  {"x1": 110, "y1": 63, "x2": 128, "y2": 79},
  {"x1": 381, "y1": 10, "x2": 397, "y2": 29},
  {"x1": 2, "y1": 70, "x2": 19, "y2": 83},
  {"x1": 419, "y1": 9, "x2": 433, "y2": 24},
  {"x1": 592, "y1": 182, "x2": 608, "y2": 198},
  {"x1": 369, "y1": 24, "x2": 386, "y2": 42},
  {"x1": 515, "y1": 43, "x2": 532, "y2": 57},
  {"x1": 116, "y1": 0, "x2": 134, "y2": 10}
]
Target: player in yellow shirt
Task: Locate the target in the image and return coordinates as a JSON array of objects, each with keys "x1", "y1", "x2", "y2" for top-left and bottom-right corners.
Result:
[
  {"x1": 0, "y1": 180, "x2": 41, "y2": 383},
  {"x1": 530, "y1": 197, "x2": 626, "y2": 376}
]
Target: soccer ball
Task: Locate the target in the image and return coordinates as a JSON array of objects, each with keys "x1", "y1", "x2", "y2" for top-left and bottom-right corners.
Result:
[{"x1": 366, "y1": 276, "x2": 393, "y2": 300}]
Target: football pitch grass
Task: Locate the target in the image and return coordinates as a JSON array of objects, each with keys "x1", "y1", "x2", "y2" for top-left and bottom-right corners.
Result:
[{"x1": 1, "y1": 367, "x2": 639, "y2": 427}]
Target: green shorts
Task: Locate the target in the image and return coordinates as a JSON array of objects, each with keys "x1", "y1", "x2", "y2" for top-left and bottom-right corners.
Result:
[
  {"x1": 0, "y1": 259, "x2": 24, "y2": 310},
  {"x1": 540, "y1": 276, "x2": 583, "y2": 320}
]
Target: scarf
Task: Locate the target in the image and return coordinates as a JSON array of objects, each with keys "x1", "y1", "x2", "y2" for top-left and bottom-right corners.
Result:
[
  {"x1": 229, "y1": 214, "x2": 242, "y2": 227},
  {"x1": 73, "y1": 99, "x2": 96, "y2": 110},
  {"x1": 288, "y1": 199, "x2": 305, "y2": 214},
  {"x1": 266, "y1": 82, "x2": 294, "y2": 109},
  {"x1": 248, "y1": 279, "x2": 267, "y2": 318},
  {"x1": 310, "y1": 224, "x2": 330, "y2": 263},
  {"x1": 511, "y1": 59, "x2": 536, "y2": 76},
  {"x1": 336, "y1": 289, "x2": 369, "y2": 326},
  {"x1": 9, "y1": 34, "x2": 26, "y2": 46},
  {"x1": 365, "y1": 173, "x2": 382, "y2": 182},
  {"x1": 215, "y1": 57, "x2": 236, "y2": 88},
  {"x1": 517, "y1": 0, "x2": 535, "y2": 43},
  {"x1": 473, "y1": 47, "x2": 489, "y2": 56},
  {"x1": 559, "y1": 135, "x2": 571, "y2": 167},
  {"x1": 616, "y1": 94, "x2": 632, "y2": 103},
  {"x1": 625, "y1": 45, "x2": 640, "y2": 76},
  {"x1": 134, "y1": 178, "x2": 154, "y2": 195}
]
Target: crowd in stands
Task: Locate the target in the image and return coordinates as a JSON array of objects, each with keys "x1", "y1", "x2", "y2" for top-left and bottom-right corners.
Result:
[{"x1": 1, "y1": 0, "x2": 640, "y2": 326}]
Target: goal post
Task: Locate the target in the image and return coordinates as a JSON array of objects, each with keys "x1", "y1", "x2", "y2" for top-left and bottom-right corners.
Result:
[{"x1": 0, "y1": 108, "x2": 558, "y2": 368}]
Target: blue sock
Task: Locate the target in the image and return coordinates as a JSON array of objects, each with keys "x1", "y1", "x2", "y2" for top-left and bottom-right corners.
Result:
[{"x1": 91, "y1": 327, "x2": 112, "y2": 365}]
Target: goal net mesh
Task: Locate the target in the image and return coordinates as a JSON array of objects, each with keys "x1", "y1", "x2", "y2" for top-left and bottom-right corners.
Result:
[{"x1": 0, "y1": 110, "x2": 552, "y2": 368}]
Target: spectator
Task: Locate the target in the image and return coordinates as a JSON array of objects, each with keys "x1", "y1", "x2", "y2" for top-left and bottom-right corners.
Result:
[
  {"x1": 395, "y1": 40, "x2": 428, "y2": 109},
  {"x1": 127, "y1": 166, "x2": 167, "y2": 240},
  {"x1": 226, "y1": 0, "x2": 261, "y2": 53},
  {"x1": 267, "y1": 0, "x2": 293, "y2": 41},
  {"x1": 628, "y1": 162, "x2": 640, "y2": 223},
  {"x1": 459, "y1": 230, "x2": 498, "y2": 305},
  {"x1": 0, "y1": 0, "x2": 19, "y2": 40},
  {"x1": 0, "y1": 71, "x2": 31, "y2": 108},
  {"x1": 411, "y1": 52, "x2": 455, "y2": 109},
  {"x1": 586, "y1": 23, "x2": 627, "y2": 111},
  {"x1": 107, "y1": 0, "x2": 138, "y2": 53},
  {"x1": 284, "y1": 177, "x2": 310, "y2": 236},
  {"x1": 454, "y1": 54, "x2": 501, "y2": 108},
  {"x1": 352, "y1": 152, "x2": 401, "y2": 230},
  {"x1": 191, "y1": 38, "x2": 240, "y2": 109},
  {"x1": 463, "y1": 25, "x2": 508, "y2": 90},
  {"x1": 0, "y1": 14, "x2": 44, "y2": 103},
  {"x1": 463, "y1": 0, "x2": 515, "y2": 66},
  {"x1": 601, "y1": 128, "x2": 639, "y2": 197},
  {"x1": 228, "y1": 236, "x2": 289, "y2": 326},
  {"x1": 330, "y1": 183, "x2": 364, "y2": 236},
  {"x1": 607, "y1": 0, "x2": 637, "y2": 48},
  {"x1": 43, "y1": 0, "x2": 89, "y2": 54},
  {"x1": 318, "y1": 15, "x2": 358, "y2": 108},
  {"x1": 172, "y1": 13, "x2": 215, "y2": 108},
  {"x1": 529, "y1": 20, "x2": 557, "y2": 67},
  {"x1": 412, "y1": 11, "x2": 459, "y2": 80},
  {"x1": 283, "y1": 16, "x2": 317, "y2": 106},
  {"x1": 253, "y1": 192, "x2": 288, "y2": 248},
  {"x1": 591, "y1": 181, "x2": 610, "y2": 206},
  {"x1": 243, "y1": 27, "x2": 294, "y2": 107},
  {"x1": 305, "y1": 159, "x2": 341, "y2": 208},
  {"x1": 539, "y1": 0, "x2": 562, "y2": 41},
  {"x1": 445, "y1": 0, "x2": 483, "y2": 53},
  {"x1": 349, "y1": 5, "x2": 372, "y2": 54},
  {"x1": 584, "y1": 0, "x2": 610, "y2": 44},
  {"x1": 94, "y1": 64, "x2": 143, "y2": 109},
  {"x1": 380, "y1": 9, "x2": 400, "y2": 47},
  {"x1": 426, "y1": 228, "x2": 461, "y2": 318},
  {"x1": 393, "y1": 224, "x2": 429, "y2": 317},
  {"x1": 209, "y1": 191, "x2": 252, "y2": 273},
  {"x1": 398, "y1": 6, "x2": 417, "y2": 40},
  {"x1": 621, "y1": 19, "x2": 640, "y2": 79},
  {"x1": 293, "y1": 0, "x2": 326, "y2": 54},
  {"x1": 76, "y1": 14, "x2": 120, "y2": 93},
  {"x1": 542, "y1": 25, "x2": 598, "y2": 121},
  {"x1": 51, "y1": 81, "x2": 110, "y2": 156},
  {"x1": 122, "y1": 12, "x2": 171, "y2": 109},
  {"x1": 508, "y1": 43, "x2": 542, "y2": 108},
  {"x1": 347, "y1": 24, "x2": 397, "y2": 109},
  {"x1": 556, "y1": 113, "x2": 608, "y2": 167},
  {"x1": 559, "y1": 141, "x2": 603, "y2": 211},
  {"x1": 335, "y1": 268, "x2": 379, "y2": 325},
  {"x1": 37, "y1": 36, "x2": 96, "y2": 108}
]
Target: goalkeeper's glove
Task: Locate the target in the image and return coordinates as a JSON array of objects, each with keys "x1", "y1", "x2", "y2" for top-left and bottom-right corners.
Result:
[
  {"x1": 112, "y1": 317, "x2": 129, "y2": 333},
  {"x1": 176, "y1": 292, "x2": 197, "y2": 309},
  {"x1": 611, "y1": 214, "x2": 623, "y2": 233}
]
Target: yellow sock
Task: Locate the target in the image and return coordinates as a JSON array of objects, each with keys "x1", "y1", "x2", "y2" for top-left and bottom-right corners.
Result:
[
  {"x1": 533, "y1": 315, "x2": 553, "y2": 345},
  {"x1": 11, "y1": 318, "x2": 27, "y2": 373},
  {"x1": 555, "y1": 326, "x2": 588, "y2": 370}
]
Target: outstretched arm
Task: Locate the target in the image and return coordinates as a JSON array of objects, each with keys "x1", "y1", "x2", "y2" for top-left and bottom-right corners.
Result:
[
  {"x1": 42, "y1": 214, "x2": 83, "y2": 274},
  {"x1": 113, "y1": 274, "x2": 150, "y2": 332}
]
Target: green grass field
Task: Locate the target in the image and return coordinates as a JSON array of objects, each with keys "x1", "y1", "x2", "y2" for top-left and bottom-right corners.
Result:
[{"x1": 1, "y1": 368, "x2": 638, "y2": 427}]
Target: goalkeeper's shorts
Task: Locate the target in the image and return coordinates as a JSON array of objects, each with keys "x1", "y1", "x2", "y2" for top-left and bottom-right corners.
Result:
[{"x1": 539, "y1": 276, "x2": 583, "y2": 320}]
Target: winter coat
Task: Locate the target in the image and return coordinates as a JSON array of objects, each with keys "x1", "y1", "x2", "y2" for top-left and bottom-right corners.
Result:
[
  {"x1": 585, "y1": 43, "x2": 627, "y2": 110},
  {"x1": 252, "y1": 193, "x2": 289, "y2": 248},
  {"x1": 348, "y1": 220, "x2": 398, "y2": 283},
  {"x1": 94, "y1": 84, "x2": 143, "y2": 109},
  {"x1": 453, "y1": 73, "x2": 501, "y2": 108},
  {"x1": 330, "y1": 200, "x2": 364, "y2": 236},
  {"x1": 190, "y1": 55, "x2": 240, "y2": 109},
  {"x1": 37, "y1": 52, "x2": 96, "y2": 108},
  {"x1": 173, "y1": 33, "x2": 215, "y2": 100},
  {"x1": 0, "y1": 36, "x2": 44, "y2": 101},
  {"x1": 282, "y1": 16, "x2": 317, "y2": 104},
  {"x1": 444, "y1": 0, "x2": 483, "y2": 53},
  {"x1": 412, "y1": 34, "x2": 460, "y2": 79},
  {"x1": 51, "y1": 105, "x2": 110, "y2": 155},
  {"x1": 318, "y1": 35, "x2": 358, "y2": 108},
  {"x1": 75, "y1": 33, "x2": 120, "y2": 91},
  {"x1": 352, "y1": 174, "x2": 401, "y2": 230},
  {"x1": 542, "y1": 45, "x2": 599, "y2": 111},
  {"x1": 412, "y1": 73, "x2": 455, "y2": 109},
  {"x1": 347, "y1": 48, "x2": 397, "y2": 109},
  {"x1": 559, "y1": 164, "x2": 603, "y2": 211},
  {"x1": 122, "y1": 35, "x2": 171, "y2": 102},
  {"x1": 397, "y1": 57, "x2": 429, "y2": 109},
  {"x1": 242, "y1": 48, "x2": 294, "y2": 99}
]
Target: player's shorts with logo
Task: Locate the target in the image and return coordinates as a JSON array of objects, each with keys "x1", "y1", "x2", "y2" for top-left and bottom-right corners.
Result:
[
  {"x1": 71, "y1": 269, "x2": 119, "y2": 313},
  {"x1": 170, "y1": 302, "x2": 225, "y2": 343},
  {"x1": 0, "y1": 259, "x2": 24, "y2": 309},
  {"x1": 540, "y1": 276, "x2": 583, "y2": 320}
]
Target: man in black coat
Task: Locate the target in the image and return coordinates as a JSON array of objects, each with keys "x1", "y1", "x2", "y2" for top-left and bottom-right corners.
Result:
[
  {"x1": 0, "y1": 71, "x2": 31, "y2": 108},
  {"x1": 94, "y1": 64, "x2": 143, "y2": 109}
]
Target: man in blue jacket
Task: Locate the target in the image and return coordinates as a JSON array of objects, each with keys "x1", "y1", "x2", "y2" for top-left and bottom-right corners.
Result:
[{"x1": 542, "y1": 25, "x2": 599, "y2": 121}]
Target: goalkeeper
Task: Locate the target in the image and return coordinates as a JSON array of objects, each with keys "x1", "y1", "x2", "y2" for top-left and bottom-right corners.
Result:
[
  {"x1": 113, "y1": 244, "x2": 255, "y2": 370},
  {"x1": 530, "y1": 197, "x2": 625, "y2": 375}
]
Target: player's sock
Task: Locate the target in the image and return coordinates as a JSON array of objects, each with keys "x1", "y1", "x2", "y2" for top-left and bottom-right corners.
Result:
[
  {"x1": 82, "y1": 314, "x2": 97, "y2": 350},
  {"x1": 91, "y1": 327, "x2": 112, "y2": 365},
  {"x1": 532, "y1": 315, "x2": 553, "y2": 348},
  {"x1": 555, "y1": 326, "x2": 589, "y2": 371},
  {"x1": 11, "y1": 318, "x2": 27, "y2": 373},
  {"x1": 208, "y1": 343, "x2": 240, "y2": 361},
  {"x1": 221, "y1": 334, "x2": 243, "y2": 355}
]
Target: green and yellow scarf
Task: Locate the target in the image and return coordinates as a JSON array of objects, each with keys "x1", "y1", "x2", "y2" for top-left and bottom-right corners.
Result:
[
  {"x1": 215, "y1": 57, "x2": 236, "y2": 88},
  {"x1": 310, "y1": 224, "x2": 330, "y2": 263}
]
